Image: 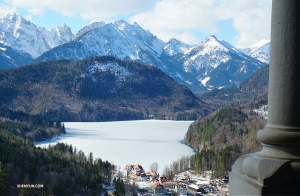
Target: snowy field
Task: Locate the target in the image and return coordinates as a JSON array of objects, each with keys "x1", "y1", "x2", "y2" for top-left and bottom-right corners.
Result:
[{"x1": 35, "y1": 120, "x2": 195, "y2": 174}]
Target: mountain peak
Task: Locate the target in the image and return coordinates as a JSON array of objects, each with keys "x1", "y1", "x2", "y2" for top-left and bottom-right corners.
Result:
[
  {"x1": 54, "y1": 23, "x2": 71, "y2": 31},
  {"x1": 200, "y1": 35, "x2": 228, "y2": 51},
  {"x1": 75, "y1": 21, "x2": 105, "y2": 38},
  {"x1": 208, "y1": 35, "x2": 217, "y2": 39},
  {"x1": 250, "y1": 38, "x2": 270, "y2": 49},
  {"x1": 115, "y1": 20, "x2": 129, "y2": 26},
  {"x1": 163, "y1": 38, "x2": 193, "y2": 56},
  {"x1": 2, "y1": 12, "x2": 32, "y2": 26},
  {"x1": 62, "y1": 23, "x2": 69, "y2": 28},
  {"x1": 180, "y1": 33, "x2": 262, "y2": 85},
  {"x1": 203, "y1": 35, "x2": 219, "y2": 42},
  {"x1": 5, "y1": 12, "x2": 20, "y2": 19},
  {"x1": 201, "y1": 35, "x2": 224, "y2": 47},
  {"x1": 0, "y1": 13, "x2": 73, "y2": 58},
  {"x1": 242, "y1": 39, "x2": 270, "y2": 64}
]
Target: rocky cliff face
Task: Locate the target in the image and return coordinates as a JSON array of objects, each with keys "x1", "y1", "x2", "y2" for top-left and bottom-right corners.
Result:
[{"x1": 0, "y1": 13, "x2": 73, "y2": 58}]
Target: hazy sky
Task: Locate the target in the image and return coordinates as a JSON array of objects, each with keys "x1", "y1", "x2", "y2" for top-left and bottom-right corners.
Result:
[{"x1": 0, "y1": 0, "x2": 271, "y2": 47}]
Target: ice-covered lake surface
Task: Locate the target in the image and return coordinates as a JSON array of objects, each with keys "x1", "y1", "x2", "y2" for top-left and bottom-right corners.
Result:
[{"x1": 35, "y1": 120, "x2": 195, "y2": 174}]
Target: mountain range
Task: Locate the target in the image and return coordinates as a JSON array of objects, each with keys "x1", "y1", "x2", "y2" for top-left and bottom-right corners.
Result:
[{"x1": 0, "y1": 12, "x2": 270, "y2": 94}]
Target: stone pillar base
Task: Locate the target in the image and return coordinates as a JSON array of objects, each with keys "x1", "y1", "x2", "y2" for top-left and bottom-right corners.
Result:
[{"x1": 229, "y1": 154, "x2": 300, "y2": 195}]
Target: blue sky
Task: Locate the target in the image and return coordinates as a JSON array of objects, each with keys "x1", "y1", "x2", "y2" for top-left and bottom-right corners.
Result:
[{"x1": 0, "y1": 0, "x2": 271, "y2": 47}]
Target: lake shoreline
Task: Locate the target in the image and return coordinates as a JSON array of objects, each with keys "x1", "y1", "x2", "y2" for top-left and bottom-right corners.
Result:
[{"x1": 35, "y1": 120, "x2": 195, "y2": 174}]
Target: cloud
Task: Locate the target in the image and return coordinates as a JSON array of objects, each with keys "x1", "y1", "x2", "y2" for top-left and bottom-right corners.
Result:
[
  {"x1": 23, "y1": 14, "x2": 32, "y2": 22},
  {"x1": 0, "y1": 2, "x2": 15, "y2": 17},
  {"x1": 2, "y1": 0, "x2": 271, "y2": 47},
  {"x1": 129, "y1": 0, "x2": 272, "y2": 47},
  {"x1": 3, "y1": 0, "x2": 157, "y2": 21},
  {"x1": 215, "y1": 0, "x2": 272, "y2": 47}
]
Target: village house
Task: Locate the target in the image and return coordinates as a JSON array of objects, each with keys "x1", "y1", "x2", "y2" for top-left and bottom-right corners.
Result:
[
  {"x1": 127, "y1": 173, "x2": 140, "y2": 184},
  {"x1": 152, "y1": 182, "x2": 165, "y2": 195},
  {"x1": 123, "y1": 164, "x2": 134, "y2": 176},
  {"x1": 147, "y1": 171, "x2": 159, "y2": 181},
  {"x1": 135, "y1": 175, "x2": 148, "y2": 183},
  {"x1": 175, "y1": 183, "x2": 187, "y2": 196},
  {"x1": 133, "y1": 164, "x2": 145, "y2": 175},
  {"x1": 123, "y1": 164, "x2": 145, "y2": 176},
  {"x1": 187, "y1": 184, "x2": 204, "y2": 196},
  {"x1": 119, "y1": 164, "x2": 226, "y2": 195},
  {"x1": 159, "y1": 176, "x2": 175, "y2": 189}
]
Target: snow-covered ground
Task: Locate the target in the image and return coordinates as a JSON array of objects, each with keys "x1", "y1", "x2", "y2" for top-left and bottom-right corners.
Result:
[
  {"x1": 174, "y1": 170, "x2": 229, "y2": 196},
  {"x1": 253, "y1": 105, "x2": 268, "y2": 119},
  {"x1": 35, "y1": 120, "x2": 195, "y2": 174}
]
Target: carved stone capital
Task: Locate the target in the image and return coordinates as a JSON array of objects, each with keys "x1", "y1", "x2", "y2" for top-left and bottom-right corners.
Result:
[{"x1": 229, "y1": 154, "x2": 300, "y2": 195}]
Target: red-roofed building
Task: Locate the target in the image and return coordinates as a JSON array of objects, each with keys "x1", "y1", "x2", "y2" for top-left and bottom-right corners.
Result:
[
  {"x1": 123, "y1": 164, "x2": 145, "y2": 176},
  {"x1": 152, "y1": 182, "x2": 164, "y2": 195},
  {"x1": 133, "y1": 164, "x2": 144, "y2": 175},
  {"x1": 159, "y1": 176, "x2": 175, "y2": 188},
  {"x1": 123, "y1": 164, "x2": 133, "y2": 175},
  {"x1": 175, "y1": 183, "x2": 187, "y2": 195},
  {"x1": 147, "y1": 171, "x2": 159, "y2": 181}
]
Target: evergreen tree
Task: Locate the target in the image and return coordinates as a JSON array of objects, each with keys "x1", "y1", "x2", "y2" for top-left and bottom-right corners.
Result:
[{"x1": 0, "y1": 162, "x2": 8, "y2": 196}]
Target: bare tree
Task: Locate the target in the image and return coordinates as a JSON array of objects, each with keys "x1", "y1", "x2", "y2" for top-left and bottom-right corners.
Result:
[
  {"x1": 149, "y1": 162, "x2": 159, "y2": 173},
  {"x1": 88, "y1": 152, "x2": 93, "y2": 164},
  {"x1": 162, "y1": 165, "x2": 174, "y2": 178},
  {"x1": 172, "y1": 161, "x2": 179, "y2": 174}
]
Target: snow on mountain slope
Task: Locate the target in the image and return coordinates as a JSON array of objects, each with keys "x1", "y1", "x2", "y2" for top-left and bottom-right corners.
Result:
[
  {"x1": 36, "y1": 20, "x2": 166, "y2": 67},
  {"x1": 88, "y1": 61, "x2": 132, "y2": 83},
  {"x1": 171, "y1": 35, "x2": 266, "y2": 91},
  {"x1": 0, "y1": 43, "x2": 33, "y2": 69},
  {"x1": 0, "y1": 13, "x2": 73, "y2": 58},
  {"x1": 0, "y1": 12, "x2": 269, "y2": 93},
  {"x1": 182, "y1": 35, "x2": 247, "y2": 72},
  {"x1": 241, "y1": 38, "x2": 270, "y2": 64},
  {"x1": 162, "y1": 38, "x2": 194, "y2": 56},
  {"x1": 75, "y1": 21, "x2": 105, "y2": 39},
  {"x1": 42, "y1": 23, "x2": 73, "y2": 48},
  {"x1": 35, "y1": 24, "x2": 266, "y2": 93}
]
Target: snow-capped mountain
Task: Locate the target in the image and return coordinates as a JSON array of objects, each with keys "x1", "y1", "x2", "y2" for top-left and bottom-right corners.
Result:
[
  {"x1": 162, "y1": 38, "x2": 193, "y2": 56},
  {"x1": 0, "y1": 43, "x2": 33, "y2": 69},
  {"x1": 35, "y1": 22, "x2": 265, "y2": 93},
  {"x1": 241, "y1": 38, "x2": 270, "y2": 64},
  {"x1": 36, "y1": 20, "x2": 165, "y2": 68},
  {"x1": 0, "y1": 12, "x2": 266, "y2": 93},
  {"x1": 74, "y1": 21, "x2": 105, "y2": 39},
  {"x1": 0, "y1": 13, "x2": 73, "y2": 58},
  {"x1": 163, "y1": 35, "x2": 266, "y2": 91},
  {"x1": 182, "y1": 35, "x2": 240, "y2": 72}
]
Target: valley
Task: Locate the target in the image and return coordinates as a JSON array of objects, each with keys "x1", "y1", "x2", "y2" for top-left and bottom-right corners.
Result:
[{"x1": 0, "y1": 12, "x2": 272, "y2": 195}]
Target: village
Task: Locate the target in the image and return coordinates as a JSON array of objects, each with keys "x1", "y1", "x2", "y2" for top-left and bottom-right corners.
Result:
[{"x1": 108, "y1": 164, "x2": 229, "y2": 196}]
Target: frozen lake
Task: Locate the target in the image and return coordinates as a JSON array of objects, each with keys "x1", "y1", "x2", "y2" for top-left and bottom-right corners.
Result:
[{"x1": 35, "y1": 120, "x2": 195, "y2": 174}]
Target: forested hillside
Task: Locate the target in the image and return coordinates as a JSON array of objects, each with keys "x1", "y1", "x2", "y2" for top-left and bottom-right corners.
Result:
[
  {"x1": 0, "y1": 106, "x2": 65, "y2": 142},
  {"x1": 0, "y1": 130, "x2": 114, "y2": 195},
  {"x1": 0, "y1": 56, "x2": 212, "y2": 121},
  {"x1": 201, "y1": 65, "x2": 269, "y2": 108},
  {"x1": 0, "y1": 91, "x2": 116, "y2": 195},
  {"x1": 182, "y1": 64, "x2": 270, "y2": 176},
  {"x1": 184, "y1": 93, "x2": 267, "y2": 176}
]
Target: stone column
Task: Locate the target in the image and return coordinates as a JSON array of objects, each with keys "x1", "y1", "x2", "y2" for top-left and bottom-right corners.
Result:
[{"x1": 229, "y1": 0, "x2": 300, "y2": 195}]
